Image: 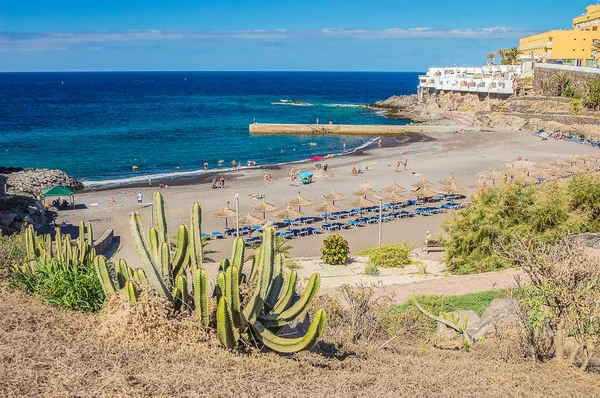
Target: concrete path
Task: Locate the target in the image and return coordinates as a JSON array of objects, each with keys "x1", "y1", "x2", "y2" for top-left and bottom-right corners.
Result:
[{"x1": 295, "y1": 256, "x2": 525, "y2": 304}]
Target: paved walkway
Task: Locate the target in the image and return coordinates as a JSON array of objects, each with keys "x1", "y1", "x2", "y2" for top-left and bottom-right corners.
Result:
[{"x1": 295, "y1": 256, "x2": 526, "y2": 304}]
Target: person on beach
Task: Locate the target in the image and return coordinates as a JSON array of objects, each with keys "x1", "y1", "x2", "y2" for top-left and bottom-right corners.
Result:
[
  {"x1": 204, "y1": 162, "x2": 208, "y2": 170},
  {"x1": 378, "y1": 138, "x2": 382, "y2": 148},
  {"x1": 351, "y1": 167, "x2": 358, "y2": 175},
  {"x1": 403, "y1": 159, "x2": 408, "y2": 170},
  {"x1": 148, "y1": 177, "x2": 152, "y2": 186},
  {"x1": 219, "y1": 177, "x2": 225, "y2": 188},
  {"x1": 343, "y1": 142, "x2": 346, "y2": 152},
  {"x1": 132, "y1": 165, "x2": 138, "y2": 173},
  {"x1": 289, "y1": 167, "x2": 296, "y2": 182},
  {"x1": 231, "y1": 160, "x2": 236, "y2": 168},
  {"x1": 137, "y1": 191, "x2": 143, "y2": 207},
  {"x1": 324, "y1": 164, "x2": 328, "y2": 173},
  {"x1": 109, "y1": 197, "x2": 116, "y2": 204},
  {"x1": 211, "y1": 176, "x2": 217, "y2": 189},
  {"x1": 395, "y1": 160, "x2": 400, "y2": 172},
  {"x1": 425, "y1": 231, "x2": 432, "y2": 246}
]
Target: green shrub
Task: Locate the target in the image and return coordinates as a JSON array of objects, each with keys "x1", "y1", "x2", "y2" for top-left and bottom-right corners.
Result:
[
  {"x1": 567, "y1": 173, "x2": 600, "y2": 231},
  {"x1": 285, "y1": 258, "x2": 302, "y2": 269},
  {"x1": 0, "y1": 232, "x2": 27, "y2": 272},
  {"x1": 364, "y1": 261, "x2": 380, "y2": 276},
  {"x1": 357, "y1": 243, "x2": 413, "y2": 268},
  {"x1": 11, "y1": 259, "x2": 106, "y2": 312},
  {"x1": 321, "y1": 235, "x2": 349, "y2": 265},
  {"x1": 569, "y1": 98, "x2": 583, "y2": 115},
  {"x1": 443, "y1": 181, "x2": 581, "y2": 274}
]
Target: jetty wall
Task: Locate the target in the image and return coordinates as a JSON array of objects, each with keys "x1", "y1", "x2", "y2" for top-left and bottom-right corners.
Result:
[{"x1": 249, "y1": 123, "x2": 454, "y2": 135}]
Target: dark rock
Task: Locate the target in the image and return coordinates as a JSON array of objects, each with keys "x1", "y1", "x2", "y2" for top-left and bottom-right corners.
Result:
[{"x1": 0, "y1": 211, "x2": 16, "y2": 226}]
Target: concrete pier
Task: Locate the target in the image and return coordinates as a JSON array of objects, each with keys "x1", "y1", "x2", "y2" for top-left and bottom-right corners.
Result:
[{"x1": 249, "y1": 123, "x2": 454, "y2": 135}]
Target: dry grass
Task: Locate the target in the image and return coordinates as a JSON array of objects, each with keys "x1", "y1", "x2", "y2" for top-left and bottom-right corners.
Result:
[{"x1": 1, "y1": 281, "x2": 599, "y2": 398}]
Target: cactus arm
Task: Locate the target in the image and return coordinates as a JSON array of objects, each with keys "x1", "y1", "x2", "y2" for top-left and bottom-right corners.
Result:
[
  {"x1": 125, "y1": 280, "x2": 138, "y2": 305},
  {"x1": 258, "y1": 273, "x2": 320, "y2": 327},
  {"x1": 231, "y1": 237, "x2": 245, "y2": 269},
  {"x1": 249, "y1": 246, "x2": 262, "y2": 283},
  {"x1": 193, "y1": 268, "x2": 209, "y2": 327},
  {"x1": 225, "y1": 266, "x2": 245, "y2": 330},
  {"x1": 272, "y1": 270, "x2": 297, "y2": 314},
  {"x1": 265, "y1": 253, "x2": 285, "y2": 310},
  {"x1": 219, "y1": 259, "x2": 230, "y2": 272},
  {"x1": 63, "y1": 235, "x2": 71, "y2": 265},
  {"x1": 171, "y1": 225, "x2": 189, "y2": 276},
  {"x1": 130, "y1": 212, "x2": 172, "y2": 300},
  {"x1": 243, "y1": 227, "x2": 275, "y2": 322},
  {"x1": 54, "y1": 228, "x2": 63, "y2": 262},
  {"x1": 175, "y1": 274, "x2": 188, "y2": 311},
  {"x1": 86, "y1": 222, "x2": 94, "y2": 251},
  {"x1": 94, "y1": 255, "x2": 116, "y2": 297},
  {"x1": 153, "y1": 192, "x2": 168, "y2": 246},
  {"x1": 148, "y1": 227, "x2": 160, "y2": 262},
  {"x1": 77, "y1": 221, "x2": 85, "y2": 257},
  {"x1": 160, "y1": 242, "x2": 173, "y2": 288},
  {"x1": 115, "y1": 259, "x2": 128, "y2": 289},
  {"x1": 251, "y1": 309, "x2": 327, "y2": 353},
  {"x1": 215, "y1": 271, "x2": 225, "y2": 298},
  {"x1": 189, "y1": 203, "x2": 204, "y2": 271},
  {"x1": 44, "y1": 234, "x2": 53, "y2": 263},
  {"x1": 217, "y1": 297, "x2": 238, "y2": 349},
  {"x1": 412, "y1": 297, "x2": 474, "y2": 346},
  {"x1": 134, "y1": 269, "x2": 147, "y2": 284}
]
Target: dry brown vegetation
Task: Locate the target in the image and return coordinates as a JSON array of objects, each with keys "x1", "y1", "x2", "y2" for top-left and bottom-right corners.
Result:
[{"x1": 2, "y1": 280, "x2": 600, "y2": 398}]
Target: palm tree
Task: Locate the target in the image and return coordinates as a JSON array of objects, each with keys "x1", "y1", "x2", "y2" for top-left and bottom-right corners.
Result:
[
  {"x1": 497, "y1": 48, "x2": 509, "y2": 64},
  {"x1": 553, "y1": 71, "x2": 572, "y2": 97},
  {"x1": 505, "y1": 47, "x2": 523, "y2": 65},
  {"x1": 486, "y1": 52, "x2": 496, "y2": 65},
  {"x1": 592, "y1": 40, "x2": 600, "y2": 53}
]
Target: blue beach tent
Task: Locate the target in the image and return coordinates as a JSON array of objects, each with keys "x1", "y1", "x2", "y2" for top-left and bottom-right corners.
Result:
[{"x1": 298, "y1": 171, "x2": 313, "y2": 184}]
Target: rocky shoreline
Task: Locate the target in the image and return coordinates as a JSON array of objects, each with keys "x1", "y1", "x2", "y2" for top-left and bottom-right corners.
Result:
[
  {"x1": 371, "y1": 92, "x2": 600, "y2": 135},
  {"x1": 1, "y1": 168, "x2": 83, "y2": 235}
]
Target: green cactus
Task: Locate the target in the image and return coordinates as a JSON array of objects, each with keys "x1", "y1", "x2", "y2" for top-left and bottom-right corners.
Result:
[
  {"x1": 116, "y1": 259, "x2": 133, "y2": 289},
  {"x1": 193, "y1": 268, "x2": 209, "y2": 327},
  {"x1": 213, "y1": 226, "x2": 327, "y2": 353},
  {"x1": 94, "y1": 255, "x2": 116, "y2": 297},
  {"x1": 125, "y1": 280, "x2": 138, "y2": 305}
]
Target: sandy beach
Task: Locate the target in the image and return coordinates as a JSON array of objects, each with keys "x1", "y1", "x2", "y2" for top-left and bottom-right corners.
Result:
[{"x1": 62, "y1": 128, "x2": 597, "y2": 266}]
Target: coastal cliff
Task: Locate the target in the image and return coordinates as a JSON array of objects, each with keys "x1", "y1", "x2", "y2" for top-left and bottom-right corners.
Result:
[{"x1": 372, "y1": 92, "x2": 600, "y2": 135}]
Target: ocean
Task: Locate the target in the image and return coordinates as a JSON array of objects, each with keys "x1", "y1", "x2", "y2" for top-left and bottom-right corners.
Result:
[{"x1": 0, "y1": 71, "x2": 419, "y2": 187}]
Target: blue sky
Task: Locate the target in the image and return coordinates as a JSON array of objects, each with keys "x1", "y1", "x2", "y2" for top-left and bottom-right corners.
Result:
[{"x1": 0, "y1": 0, "x2": 594, "y2": 71}]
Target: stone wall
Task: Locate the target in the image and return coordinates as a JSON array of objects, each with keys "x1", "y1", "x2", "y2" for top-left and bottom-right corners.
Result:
[
  {"x1": 93, "y1": 229, "x2": 114, "y2": 255},
  {"x1": 533, "y1": 64, "x2": 600, "y2": 96}
]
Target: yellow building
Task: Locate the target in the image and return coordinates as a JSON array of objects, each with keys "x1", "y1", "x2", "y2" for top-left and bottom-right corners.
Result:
[{"x1": 519, "y1": 4, "x2": 600, "y2": 67}]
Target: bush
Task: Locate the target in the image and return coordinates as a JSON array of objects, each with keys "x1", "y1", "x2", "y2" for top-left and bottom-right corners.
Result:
[
  {"x1": 321, "y1": 235, "x2": 349, "y2": 265},
  {"x1": 569, "y1": 98, "x2": 583, "y2": 115},
  {"x1": 357, "y1": 243, "x2": 413, "y2": 268},
  {"x1": 364, "y1": 261, "x2": 379, "y2": 276},
  {"x1": 11, "y1": 259, "x2": 106, "y2": 312},
  {"x1": 443, "y1": 181, "x2": 581, "y2": 274},
  {"x1": 0, "y1": 232, "x2": 27, "y2": 272}
]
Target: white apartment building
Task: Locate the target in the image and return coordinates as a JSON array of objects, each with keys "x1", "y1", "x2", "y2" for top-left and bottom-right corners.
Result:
[{"x1": 418, "y1": 65, "x2": 522, "y2": 98}]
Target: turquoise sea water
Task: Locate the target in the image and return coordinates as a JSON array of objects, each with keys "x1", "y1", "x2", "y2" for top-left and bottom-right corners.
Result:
[{"x1": 0, "y1": 72, "x2": 419, "y2": 187}]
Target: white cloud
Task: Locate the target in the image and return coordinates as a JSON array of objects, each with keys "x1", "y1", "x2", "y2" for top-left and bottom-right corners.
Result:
[{"x1": 0, "y1": 27, "x2": 537, "y2": 52}]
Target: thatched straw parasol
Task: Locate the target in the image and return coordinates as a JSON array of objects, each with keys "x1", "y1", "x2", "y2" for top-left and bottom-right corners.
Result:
[
  {"x1": 353, "y1": 186, "x2": 378, "y2": 197},
  {"x1": 441, "y1": 182, "x2": 465, "y2": 194},
  {"x1": 411, "y1": 179, "x2": 435, "y2": 189},
  {"x1": 534, "y1": 161, "x2": 554, "y2": 170},
  {"x1": 287, "y1": 192, "x2": 313, "y2": 211},
  {"x1": 412, "y1": 186, "x2": 441, "y2": 198},
  {"x1": 550, "y1": 158, "x2": 570, "y2": 167},
  {"x1": 250, "y1": 199, "x2": 279, "y2": 219},
  {"x1": 212, "y1": 203, "x2": 237, "y2": 228},
  {"x1": 468, "y1": 180, "x2": 491, "y2": 190},
  {"x1": 322, "y1": 190, "x2": 347, "y2": 205},
  {"x1": 382, "y1": 182, "x2": 408, "y2": 193},
  {"x1": 275, "y1": 206, "x2": 304, "y2": 221},
  {"x1": 238, "y1": 213, "x2": 266, "y2": 227},
  {"x1": 313, "y1": 201, "x2": 342, "y2": 221},
  {"x1": 577, "y1": 154, "x2": 598, "y2": 164},
  {"x1": 565, "y1": 156, "x2": 582, "y2": 165},
  {"x1": 479, "y1": 170, "x2": 506, "y2": 180},
  {"x1": 383, "y1": 191, "x2": 408, "y2": 203},
  {"x1": 438, "y1": 175, "x2": 460, "y2": 185},
  {"x1": 348, "y1": 196, "x2": 377, "y2": 208}
]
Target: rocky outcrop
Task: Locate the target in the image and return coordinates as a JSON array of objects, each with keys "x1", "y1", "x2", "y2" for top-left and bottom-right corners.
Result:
[
  {"x1": 372, "y1": 92, "x2": 600, "y2": 133},
  {"x1": 4, "y1": 168, "x2": 83, "y2": 198},
  {"x1": 0, "y1": 196, "x2": 48, "y2": 235}
]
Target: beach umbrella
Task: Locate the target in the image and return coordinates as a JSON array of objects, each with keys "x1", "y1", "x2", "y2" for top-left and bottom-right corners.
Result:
[
  {"x1": 468, "y1": 180, "x2": 491, "y2": 190},
  {"x1": 441, "y1": 182, "x2": 465, "y2": 194},
  {"x1": 275, "y1": 206, "x2": 304, "y2": 221},
  {"x1": 550, "y1": 158, "x2": 570, "y2": 167},
  {"x1": 287, "y1": 192, "x2": 313, "y2": 211},
  {"x1": 478, "y1": 170, "x2": 506, "y2": 186},
  {"x1": 383, "y1": 182, "x2": 408, "y2": 193},
  {"x1": 322, "y1": 189, "x2": 347, "y2": 205},
  {"x1": 511, "y1": 161, "x2": 539, "y2": 173},
  {"x1": 534, "y1": 161, "x2": 554, "y2": 170},
  {"x1": 250, "y1": 199, "x2": 279, "y2": 219},
  {"x1": 581, "y1": 162, "x2": 598, "y2": 172},
  {"x1": 212, "y1": 204, "x2": 237, "y2": 228},
  {"x1": 565, "y1": 165, "x2": 584, "y2": 174},
  {"x1": 438, "y1": 175, "x2": 460, "y2": 185},
  {"x1": 577, "y1": 154, "x2": 597, "y2": 164},
  {"x1": 238, "y1": 213, "x2": 266, "y2": 227},
  {"x1": 565, "y1": 156, "x2": 582, "y2": 165},
  {"x1": 513, "y1": 175, "x2": 539, "y2": 185},
  {"x1": 383, "y1": 191, "x2": 408, "y2": 203},
  {"x1": 313, "y1": 201, "x2": 342, "y2": 221},
  {"x1": 353, "y1": 186, "x2": 378, "y2": 197},
  {"x1": 411, "y1": 179, "x2": 435, "y2": 189},
  {"x1": 348, "y1": 196, "x2": 376, "y2": 208},
  {"x1": 412, "y1": 186, "x2": 441, "y2": 198}
]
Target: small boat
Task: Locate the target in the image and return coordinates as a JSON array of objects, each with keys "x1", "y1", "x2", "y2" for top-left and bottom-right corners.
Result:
[{"x1": 308, "y1": 142, "x2": 317, "y2": 146}]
